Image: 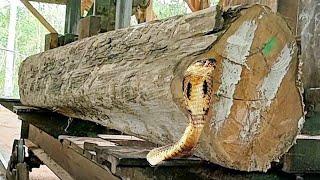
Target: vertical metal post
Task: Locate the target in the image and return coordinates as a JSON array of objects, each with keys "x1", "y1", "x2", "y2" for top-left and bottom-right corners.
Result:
[
  {"x1": 115, "y1": 0, "x2": 133, "y2": 29},
  {"x1": 64, "y1": 0, "x2": 81, "y2": 34}
]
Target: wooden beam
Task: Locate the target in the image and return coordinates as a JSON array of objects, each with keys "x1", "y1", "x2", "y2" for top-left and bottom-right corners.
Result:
[
  {"x1": 28, "y1": 125, "x2": 120, "y2": 180},
  {"x1": 44, "y1": 33, "x2": 58, "y2": 50},
  {"x1": 20, "y1": 0, "x2": 58, "y2": 33},
  {"x1": 28, "y1": 0, "x2": 67, "y2": 4}
]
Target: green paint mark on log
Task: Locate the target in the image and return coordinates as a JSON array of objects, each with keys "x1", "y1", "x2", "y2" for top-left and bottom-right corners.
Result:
[{"x1": 263, "y1": 36, "x2": 277, "y2": 56}]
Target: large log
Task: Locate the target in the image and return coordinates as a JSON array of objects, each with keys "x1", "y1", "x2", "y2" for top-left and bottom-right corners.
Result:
[{"x1": 19, "y1": 5, "x2": 304, "y2": 171}]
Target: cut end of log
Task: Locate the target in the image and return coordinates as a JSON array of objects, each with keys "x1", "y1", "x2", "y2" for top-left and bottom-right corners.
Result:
[{"x1": 197, "y1": 5, "x2": 304, "y2": 171}]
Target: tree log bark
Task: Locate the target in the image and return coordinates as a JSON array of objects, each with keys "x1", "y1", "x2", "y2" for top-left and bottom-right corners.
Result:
[{"x1": 19, "y1": 5, "x2": 304, "y2": 171}]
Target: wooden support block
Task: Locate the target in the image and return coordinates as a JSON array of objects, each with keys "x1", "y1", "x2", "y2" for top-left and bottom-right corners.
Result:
[
  {"x1": 64, "y1": 33, "x2": 77, "y2": 45},
  {"x1": 44, "y1": 33, "x2": 58, "y2": 51},
  {"x1": 283, "y1": 135, "x2": 320, "y2": 174},
  {"x1": 78, "y1": 16, "x2": 101, "y2": 39},
  {"x1": 58, "y1": 35, "x2": 65, "y2": 46}
]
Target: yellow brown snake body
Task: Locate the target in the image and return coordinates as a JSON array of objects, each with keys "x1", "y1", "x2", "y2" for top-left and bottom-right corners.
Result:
[{"x1": 146, "y1": 58, "x2": 216, "y2": 166}]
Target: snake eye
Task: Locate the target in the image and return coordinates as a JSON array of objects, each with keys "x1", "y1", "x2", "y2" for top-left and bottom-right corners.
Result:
[
  {"x1": 186, "y1": 82, "x2": 192, "y2": 100},
  {"x1": 203, "y1": 80, "x2": 208, "y2": 95},
  {"x1": 182, "y1": 78, "x2": 185, "y2": 92},
  {"x1": 203, "y1": 108, "x2": 209, "y2": 115}
]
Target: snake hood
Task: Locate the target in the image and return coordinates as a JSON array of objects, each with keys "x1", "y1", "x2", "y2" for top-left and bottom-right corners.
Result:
[{"x1": 147, "y1": 58, "x2": 216, "y2": 166}]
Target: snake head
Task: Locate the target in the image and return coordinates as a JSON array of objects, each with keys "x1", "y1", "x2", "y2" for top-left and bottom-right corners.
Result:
[
  {"x1": 193, "y1": 58, "x2": 216, "y2": 68},
  {"x1": 183, "y1": 58, "x2": 216, "y2": 116}
]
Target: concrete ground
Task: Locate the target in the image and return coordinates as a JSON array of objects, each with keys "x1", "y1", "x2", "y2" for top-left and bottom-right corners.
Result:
[{"x1": 0, "y1": 105, "x2": 59, "y2": 180}]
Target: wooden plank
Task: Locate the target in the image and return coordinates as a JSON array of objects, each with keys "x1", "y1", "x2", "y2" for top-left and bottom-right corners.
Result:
[
  {"x1": 29, "y1": 0, "x2": 67, "y2": 5},
  {"x1": 13, "y1": 106, "x2": 47, "y2": 113},
  {"x1": 58, "y1": 135, "x2": 117, "y2": 148},
  {"x1": 97, "y1": 134, "x2": 144, "y2": 141},
  {"x1": 28, "y1": 125, "x2": 119, "y2": 180},
  {"x1": 98, "y1": 134, "x2": 155, "y2": 147},
  {"x1": 94, "y1": 145, "x2": 203, "y2": 174},
  {"x1": 20, "y1": 0, "x2": 57, "y2": 33}
]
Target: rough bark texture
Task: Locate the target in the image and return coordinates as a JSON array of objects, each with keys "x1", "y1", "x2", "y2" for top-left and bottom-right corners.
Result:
[{"x1": 19, "y1": 5, "x2": 304, "y2": 171}]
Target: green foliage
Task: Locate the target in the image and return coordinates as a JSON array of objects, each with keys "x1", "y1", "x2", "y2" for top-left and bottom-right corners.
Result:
[
  {"x1": 0, "y1": 2, "x2": 65, "y2": 98},
  {"x1": 153, "y1": 0, "x2": 188, "y2": 19},
  {"x1": 0, "y1": 6, "x2": 9, "y2": 96}
]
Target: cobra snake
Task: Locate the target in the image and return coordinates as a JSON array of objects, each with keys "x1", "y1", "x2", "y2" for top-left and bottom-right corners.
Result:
[{"x1": 146, "y1": 58, "x2": 216, "y2": 165}]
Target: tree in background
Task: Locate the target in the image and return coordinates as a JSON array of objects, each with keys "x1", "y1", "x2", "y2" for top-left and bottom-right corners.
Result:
[
  {"x1": 153, "y1": 0, "x2": 188, "y2": 19},
  {"x1": 0, "y1": 1, "x2": 65, "y2": 98},
  {"x1": 3, "y1": 0, "x2": 17, "y2": 97}
]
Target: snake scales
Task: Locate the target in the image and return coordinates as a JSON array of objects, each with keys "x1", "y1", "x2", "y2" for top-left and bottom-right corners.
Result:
[{"x1": 146, "y1": 58, "x2": 216, "y2": 165}]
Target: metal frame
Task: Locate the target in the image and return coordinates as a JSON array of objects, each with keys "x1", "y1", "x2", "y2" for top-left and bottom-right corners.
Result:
[{"x1": 0, "y1": 98, "x2": 319, "y2": 179}]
